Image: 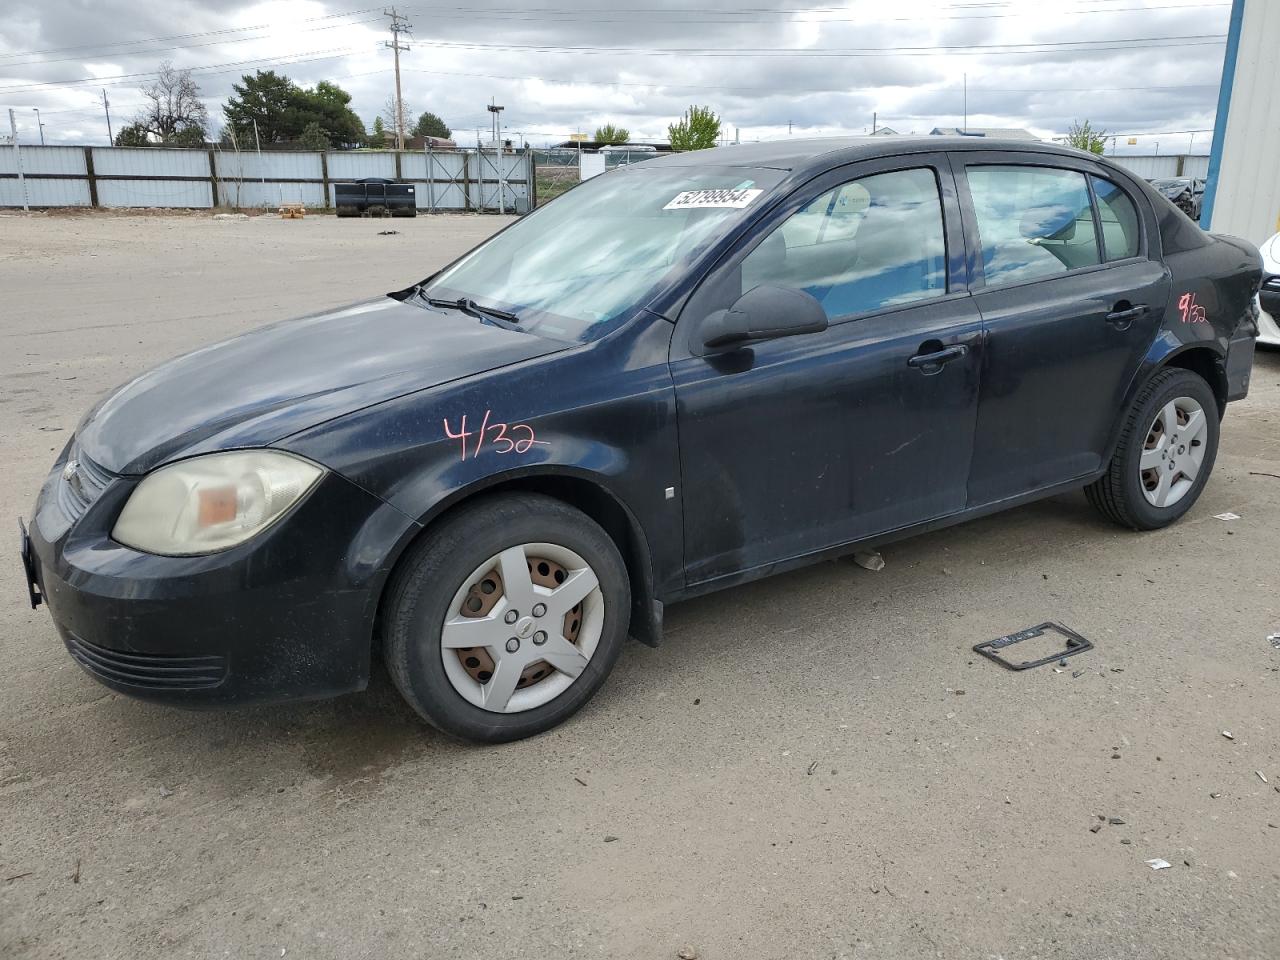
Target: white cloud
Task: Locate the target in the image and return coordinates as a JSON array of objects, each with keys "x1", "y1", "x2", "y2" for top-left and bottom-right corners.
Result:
[{"x1": 0, "y1": 0, "x2": 1229, "y2": 151}]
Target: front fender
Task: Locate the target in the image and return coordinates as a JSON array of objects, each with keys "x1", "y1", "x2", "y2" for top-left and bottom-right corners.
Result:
[{"x1": 279, "y1": 319, "x2": 684, "y2": 619}]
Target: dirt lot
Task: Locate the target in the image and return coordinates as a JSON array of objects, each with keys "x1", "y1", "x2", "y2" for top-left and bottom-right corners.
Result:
[{"x1": 2, "y1": 212, "x2": 1279, "y2": 960}]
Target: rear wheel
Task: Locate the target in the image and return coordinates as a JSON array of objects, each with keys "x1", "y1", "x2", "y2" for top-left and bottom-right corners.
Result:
[
  {"x1": 383, "y1": 494, "x2": 630, "y2": 743},
  {"x1": 1086, "y1": 368, "x2": 1219, "y2": 529}
]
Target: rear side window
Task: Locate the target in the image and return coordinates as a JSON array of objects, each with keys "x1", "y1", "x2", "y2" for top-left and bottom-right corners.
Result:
[
  {"x1": 967, "y1": 166, "x2": 1100, "y2": 285},
  {"x1": 739, "y1": 167, "x2": 947, "y2": 320},
  {"x1": 1091, "y1": 176, "x2": 1140, "y2": 261}
]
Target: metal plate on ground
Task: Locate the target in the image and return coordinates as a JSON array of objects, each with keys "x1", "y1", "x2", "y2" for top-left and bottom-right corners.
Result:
[{"x1": 973, "y1": 622, "x2": 1092, "y2": 671}]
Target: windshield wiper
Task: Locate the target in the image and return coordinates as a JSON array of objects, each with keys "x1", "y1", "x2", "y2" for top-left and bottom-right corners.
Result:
[{"x1": 423, "y1": 295, "x2": 521, "y2": 325}]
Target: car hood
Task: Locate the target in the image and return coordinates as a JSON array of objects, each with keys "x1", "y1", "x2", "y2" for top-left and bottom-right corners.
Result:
[{"x1": 77, "y1": 296, "x2": 566, "y2": 475}]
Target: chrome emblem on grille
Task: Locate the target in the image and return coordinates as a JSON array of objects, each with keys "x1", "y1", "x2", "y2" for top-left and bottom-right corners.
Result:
[{"x1": 62, "y1": 459, "x2": 79, "y2": 482}]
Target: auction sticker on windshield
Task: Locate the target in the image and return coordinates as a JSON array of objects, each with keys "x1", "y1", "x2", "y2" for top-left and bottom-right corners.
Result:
[{"x1": 663, "y1": 187, "x2": 763, "y2": 210}]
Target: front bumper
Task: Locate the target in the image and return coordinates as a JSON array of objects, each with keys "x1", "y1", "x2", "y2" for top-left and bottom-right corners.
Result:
[
  {"x1": 1258, "y1": 283, "x2": 1280, "y2": 346},
  {"x1": 24, "y1": 448, "x2": 418, "y2": 708}
]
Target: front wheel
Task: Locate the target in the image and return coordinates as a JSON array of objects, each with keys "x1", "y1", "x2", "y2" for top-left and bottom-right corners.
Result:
[
  {"x1": 383, "y1": 494, "x2": 630, "y2": 743},
  {"x1": 1086, "y1": 368, "x2": 1220, "y2": 530}
]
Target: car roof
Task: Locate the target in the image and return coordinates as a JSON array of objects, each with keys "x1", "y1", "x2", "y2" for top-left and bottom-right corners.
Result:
[{"x1": 650, "y1": 135, "x2": 1098, "y2": 175}]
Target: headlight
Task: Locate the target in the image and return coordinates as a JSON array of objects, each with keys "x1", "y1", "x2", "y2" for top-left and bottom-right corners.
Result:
[{"x1": 112, "y1": 450, "x2": 323, "y2": 556}]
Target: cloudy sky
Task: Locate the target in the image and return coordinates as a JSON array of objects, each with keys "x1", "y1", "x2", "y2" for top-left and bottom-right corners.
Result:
[{"x1": 0, "y1": 0, "x2": 1230, "y2": 152}]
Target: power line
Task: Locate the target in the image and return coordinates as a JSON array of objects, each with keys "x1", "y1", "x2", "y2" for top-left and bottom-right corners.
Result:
[
  {"x1": 411, "y1": 33, "x2": 1226, "y2": 57},
  {"x1": 0, "y1": 49, "x2": 365, "y2": 95},
  {"x1": 0, "y1": 7, "x2": 382, "y2": 60},
  {"x1": 401, "y1": 65, "x2": 1220, "y2": 96},
  {"x1": 0, "y1": 18, "x2": 383, "y2": 69},
  {"x1": 391, "y1": 0, "x2": 1228, "y2": 22}
]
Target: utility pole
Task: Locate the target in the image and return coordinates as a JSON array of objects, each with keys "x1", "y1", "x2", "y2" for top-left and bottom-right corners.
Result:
[
  {"x1": 102, "y1": 88, "x2": 113, "y2": 144},
  {"x1": 8, "y1": 109, "x2": 28, "y2": 212},
  {"x1": 384, "y1": 7, "x2": 412, "y2": 150},
  {"x1": 872, "y1": 111, "x2": 877, "y2": 134},
  {"x1": 963, "y1": 73, "x2": 967, "y2": 134},
  {"x1": 32, "y1": 108, "x2": 45, "y2": 145}
]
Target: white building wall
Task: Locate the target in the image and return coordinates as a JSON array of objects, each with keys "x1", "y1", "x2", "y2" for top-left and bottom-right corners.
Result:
[{"x1": 1207, "y1": 0, "x2": 1280, "y2": 243}]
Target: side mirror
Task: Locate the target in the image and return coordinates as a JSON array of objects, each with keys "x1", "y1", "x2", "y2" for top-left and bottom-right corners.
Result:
[{"x1": 700, "y1": 284, "x2": 828, "y2": 350}]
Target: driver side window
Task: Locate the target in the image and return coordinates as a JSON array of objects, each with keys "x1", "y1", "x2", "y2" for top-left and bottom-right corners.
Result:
[{"x1": 739, "y1": 167, "x2": 948, "y2": 321}]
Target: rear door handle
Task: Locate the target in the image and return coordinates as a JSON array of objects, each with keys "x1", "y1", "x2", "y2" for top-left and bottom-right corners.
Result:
[
  {"x1": 908, "y1": 343, "x2": 968, "y2": 371},
  {"x1": 1106, "y1": 304, "x2": 1148, "y2": 328}
]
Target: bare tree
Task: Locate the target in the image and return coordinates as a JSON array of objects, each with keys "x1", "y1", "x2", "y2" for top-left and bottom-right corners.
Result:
[
  {"x1": 136, "y1": 61, "x2": 209, "y2": 145},
  {"x1": 381, "y1": 95, "x2": 413, "y2": 145}
]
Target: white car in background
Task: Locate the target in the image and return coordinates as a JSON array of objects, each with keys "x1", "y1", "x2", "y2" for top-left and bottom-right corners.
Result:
[{"x1": 1260, "y1": 230, "x2": 1280, "y2": 346}]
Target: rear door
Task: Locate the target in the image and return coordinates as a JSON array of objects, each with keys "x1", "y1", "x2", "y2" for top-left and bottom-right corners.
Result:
[
  {"x1": 954, "y1": 153, "x2": 1168, "y2": 506},
  {"x1": 670, "y1": 154, "x2": 983, "y2": 585}
]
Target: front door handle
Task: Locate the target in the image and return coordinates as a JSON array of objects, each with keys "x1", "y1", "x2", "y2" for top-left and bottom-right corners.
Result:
[
  {"x1": 1106, "y1": 303, "x2": 1148, "y2": 329},
  {"x1": 908, "y1": 342, "x2": 968, "y2": 373}
]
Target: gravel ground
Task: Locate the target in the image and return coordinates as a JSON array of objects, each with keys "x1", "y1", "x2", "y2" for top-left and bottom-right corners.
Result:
[{"x1": 2, "y1": 212, "x2": 1279, "y2": 960}]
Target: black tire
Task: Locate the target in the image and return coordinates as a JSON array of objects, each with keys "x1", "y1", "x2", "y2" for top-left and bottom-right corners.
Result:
[
  {"x1": 383, "y1": 493, "x2": 630, "y2": 743},
  {"x1": 1085, "y1": 368, "x2": 1220, "y2": 530}
]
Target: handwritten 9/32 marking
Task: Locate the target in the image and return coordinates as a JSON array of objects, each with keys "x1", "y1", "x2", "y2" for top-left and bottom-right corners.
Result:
[{"x1": 444, "y1": 412, "x2": 550, "y2": 461}]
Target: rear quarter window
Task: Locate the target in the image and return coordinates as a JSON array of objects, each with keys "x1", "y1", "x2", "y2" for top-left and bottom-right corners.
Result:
[{"x1": 1091, "y1": 176, "x2": 1141, "y2": 261}]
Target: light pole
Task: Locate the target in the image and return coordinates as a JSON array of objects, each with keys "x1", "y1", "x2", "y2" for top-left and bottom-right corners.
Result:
[
  {"x1": 487, "y1": 100, "x2": 504, "y2": 148},
  {"x1": 32, "y1": 108, "x2": 44, "y2": 145}
]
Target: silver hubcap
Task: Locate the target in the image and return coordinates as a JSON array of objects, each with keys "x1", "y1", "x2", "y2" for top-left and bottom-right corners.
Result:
[
  {"x1": 1140, "y1": 396, "x2": 1207, "y2": 508},
  {"x1": 441, "y1": 543, "x2": 604, "y2": 713}
]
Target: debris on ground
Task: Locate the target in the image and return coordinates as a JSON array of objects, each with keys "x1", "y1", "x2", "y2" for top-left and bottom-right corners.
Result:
[
  {"x1": 1257, "y1": 771, "x2": 1269, "y2": 784},
  {"x1": 852, "y1": 550, "x2": 884, "y2": 571},
  {"x1": 1146, "y1": 859, "x2": 1172, "y2": 870},
  {"x1": 213, "y1": 213, "x2": 249, "y2": 220},
  {"x1": 975, "y1": 622, "x2": 1093, "y2": 671},
  {"x1": 1268, "y1": 633, "x2": 1280, "y2": 649},
  {"x1": 603, "y1": 835, "x2": 619, "y2": 843},
  {"x1": 1213, "y1": 512, "x2": 1241, "y2": 521},
  {"x1": 159, "y1": 786, "x2": 174, "y2": 798},
  {"x1": 1210, "y1": 792, "x2": 1222, "y2": 799},
  {"x1": 377, "y1": 230, "x2": 399, "y2": 235},
  {"x1": 678, "y1": 948, "x2": 699, "y2": 960},
  {"x1": 1222, "y1": 731, "x2": 1234, "y2": 740},
  {"x1": 1072, "y1": 670, "x2": 1084, "y2": 678},
  {"x1": 71, "y1": 859, "x2": 80, "y2": 884},
  {"x1": 573, "y1": 777, "x2": 587, "y2": 787},
  {"x1": 4, "y1": 872, "x2": 33, "y2": 882},
  {"x1": 1120, "y1": 838, "x2": 1132, "y2": 845},
  {"x1": 1090, "y1": 823, "x2": 1102, "y2": 833},
  {"x1": 1109, "y1": 817, "x2": 1126, "y2": 825},
  {"x1": 807, "y1": 761, "x2": 818, "y2": 776}
]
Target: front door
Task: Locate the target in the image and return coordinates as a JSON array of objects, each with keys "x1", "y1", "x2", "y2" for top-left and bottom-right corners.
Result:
[
  {"x1": 955, "y1": 156, "x2": 1168, "y2": 506},
  {"x1": 670, "y1": 156, "x2": 984, "y2": 586}
]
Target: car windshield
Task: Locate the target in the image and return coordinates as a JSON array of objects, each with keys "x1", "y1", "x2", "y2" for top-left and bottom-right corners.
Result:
[{"x1": 423, "y1": 163, "x2": 785, "y2": 340}]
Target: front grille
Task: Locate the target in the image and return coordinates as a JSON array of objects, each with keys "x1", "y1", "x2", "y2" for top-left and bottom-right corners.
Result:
[
  {"x1": 56, "y1": 447, "x2": 115, "y2": 523},
  {"x1": 65, "y1": 632, "x2": 228, "y2": 690}
]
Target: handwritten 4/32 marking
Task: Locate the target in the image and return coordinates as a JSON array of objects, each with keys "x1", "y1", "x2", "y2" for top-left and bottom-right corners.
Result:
[
  {"x1": 1177, "y1": 292, "x2": 1208, "y2": 324},
  {"x1": 444, "y1": 412, "x2": 550, "y2": 461}
]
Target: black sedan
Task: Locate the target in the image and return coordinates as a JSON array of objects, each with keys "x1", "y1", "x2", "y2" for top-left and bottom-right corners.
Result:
[{"x1": 21, "y1": 137, "x2": 1261, "y2": 743}]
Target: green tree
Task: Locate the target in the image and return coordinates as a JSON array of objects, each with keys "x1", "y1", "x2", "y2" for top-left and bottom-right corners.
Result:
[
  {"x1": 222, "y1": 71, "x2": 365, "y2": 147},
  {"x1": 412, "y1": 110, "x2": 451, "y2": 139},
  {"x1": 113, "y1": 122, "x2": 152, "y2": 147},
  {"x1": 667, "y1": 105, "x2": 720, "y2": 152},
  {"x1": 370, "y1": 115, "x2": 387, "y2": 147},
  {"x1": 222, "y1": 70, "x2": 296, "y2": 143},
  {"x1": 594, "y1": 123, "x2": 630, "y2": 145},
  {"x1": 298, "y1": 121, "x2": 331, "y2": 151},
  {"x1": 1067, "y1": 119, "x2": 1107, "y2": 155}
]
